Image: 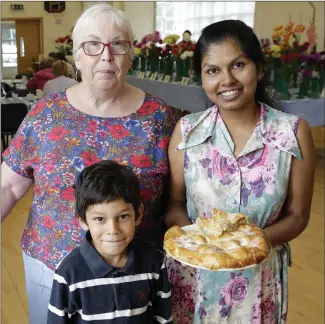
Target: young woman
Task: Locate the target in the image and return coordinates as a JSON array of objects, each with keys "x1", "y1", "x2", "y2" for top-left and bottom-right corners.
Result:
[{"x1": 165, "y1": 20, "x2": 315, "y2": 323}]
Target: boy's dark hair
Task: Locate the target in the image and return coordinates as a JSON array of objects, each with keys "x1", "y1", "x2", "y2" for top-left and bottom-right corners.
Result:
[
  {"x1": 193, "y1": 20, "x2": 282, "y2": 110},
  {"x1": 75, "y1": 160, "x2": 141, "y2": 222}
]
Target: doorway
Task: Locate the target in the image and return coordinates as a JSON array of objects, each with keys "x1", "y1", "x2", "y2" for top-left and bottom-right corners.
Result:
[{"x1": 1, "y1": 18, "x2": 43, "y2": 78}]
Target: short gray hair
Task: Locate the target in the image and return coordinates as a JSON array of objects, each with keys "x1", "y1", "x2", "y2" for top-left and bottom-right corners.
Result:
[{"x1": 72, "y1": 4, "x2": 135, "y2": 60}]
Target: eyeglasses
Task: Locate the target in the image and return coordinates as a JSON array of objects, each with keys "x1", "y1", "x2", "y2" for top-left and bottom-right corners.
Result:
[{"x1": 81, "y1": 40, "x2": 131, "y2": 56}]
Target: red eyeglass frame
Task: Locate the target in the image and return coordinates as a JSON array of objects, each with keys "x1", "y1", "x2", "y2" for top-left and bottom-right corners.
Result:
[{"x1": 81, "y1": 40, "x2": 132, "y2": 56}]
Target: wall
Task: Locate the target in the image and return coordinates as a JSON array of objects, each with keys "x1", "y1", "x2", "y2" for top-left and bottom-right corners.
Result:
[
  {"x1": 123, "y1": 1, "x2": 155, "y2": 41},
  {"x1": 1, "y1": 1, "x2": 83, "y2": 56},
  {"x1": 254, "y1": 1, "x2": 325, "y2": 50},
  {"x1": 1, "y1": 1, "x2": 126, "y2": 78}
]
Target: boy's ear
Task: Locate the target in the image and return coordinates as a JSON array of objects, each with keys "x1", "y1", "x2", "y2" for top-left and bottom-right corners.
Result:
[
  {"x1": 135, "y1": 204, "x2": 144, "y2": 226},
  {"x1": 79, "y1": 218, "x2": 89, "y2": 232}
]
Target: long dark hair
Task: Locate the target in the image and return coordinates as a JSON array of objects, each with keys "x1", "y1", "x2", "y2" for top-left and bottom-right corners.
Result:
[{"x1": 194, "y1": 20, "x2": 282, "y2": 110}]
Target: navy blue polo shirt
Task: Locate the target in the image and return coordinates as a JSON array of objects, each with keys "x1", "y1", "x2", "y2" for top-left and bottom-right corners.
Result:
[{"x1": 47, "y1": 234, "x2": 173, "y2": 324}]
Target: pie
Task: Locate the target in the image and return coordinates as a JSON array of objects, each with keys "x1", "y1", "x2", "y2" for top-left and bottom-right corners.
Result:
[{"x1": 164, "y1": 209, "x2": 271, "y2": 270}]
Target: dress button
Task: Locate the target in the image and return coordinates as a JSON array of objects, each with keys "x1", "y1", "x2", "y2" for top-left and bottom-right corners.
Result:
[{"x1": 233, "y1": 199, "x2": 237, "y2": 204}]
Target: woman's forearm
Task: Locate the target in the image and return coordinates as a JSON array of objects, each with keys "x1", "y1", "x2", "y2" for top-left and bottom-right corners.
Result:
[
  {"x1": 263, "y1": 213, "x2": 309, "y2": 247},
  {"x1": 164, "y1": 202, "x2": 192, "y2": 229},
  {"x1": 1, "y1": 186, "x2": 19, "y2": 222}
]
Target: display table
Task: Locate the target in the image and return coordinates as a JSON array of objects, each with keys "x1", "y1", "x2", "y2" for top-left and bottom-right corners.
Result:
[{"x1": 127, "y1": 76, "x2": 324, "y2": 127}]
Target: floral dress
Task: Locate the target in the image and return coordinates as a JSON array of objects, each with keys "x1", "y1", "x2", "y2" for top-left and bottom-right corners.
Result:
[
  {"x1": 166, "y1": 104, "x2": 302, "y2": 324},
  {"x1": 3, "y1": 91, "x2": 175, "y2": 270}
]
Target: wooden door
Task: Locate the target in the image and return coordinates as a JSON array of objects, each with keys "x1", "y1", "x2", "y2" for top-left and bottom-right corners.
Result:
[{"x1": 15, "y1": 20, "x2": 41, "y2": 73}]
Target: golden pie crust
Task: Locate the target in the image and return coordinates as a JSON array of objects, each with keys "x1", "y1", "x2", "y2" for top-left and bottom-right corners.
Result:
[{"x1": 164, "y1": 210, "x2": 271, "y2": 270}]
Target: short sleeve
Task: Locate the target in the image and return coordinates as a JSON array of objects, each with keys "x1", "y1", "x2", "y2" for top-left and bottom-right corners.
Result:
[{"x1": 2, "y1": 100, "x2": 47, "y2": 179}]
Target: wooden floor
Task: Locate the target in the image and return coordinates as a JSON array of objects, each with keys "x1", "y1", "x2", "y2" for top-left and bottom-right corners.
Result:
[{"x1": 1, "y1": 157, "x2": 324, "y2": 324}]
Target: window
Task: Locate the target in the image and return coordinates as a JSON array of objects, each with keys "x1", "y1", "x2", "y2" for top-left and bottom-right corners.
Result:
[
  {"x1": 2, "y1": 22, "x2": 17, "y2": 67},
  {"x1": 156, "y1": 2, "x2": 255, "y2": 41}
]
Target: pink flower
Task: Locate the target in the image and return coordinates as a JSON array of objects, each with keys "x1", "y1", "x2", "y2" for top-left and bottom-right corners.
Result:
[{"x1": 220, "y1": 274, "x2": 249, "y2": 307}]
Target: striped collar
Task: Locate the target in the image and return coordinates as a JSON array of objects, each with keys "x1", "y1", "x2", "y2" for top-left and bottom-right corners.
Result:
[{"x1": 80, "y1": 232, "x2": 136, "y2": 277}]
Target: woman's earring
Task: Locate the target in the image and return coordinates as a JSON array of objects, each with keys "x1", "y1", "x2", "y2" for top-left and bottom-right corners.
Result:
[{"x1": 75, "y1": 69, "x2": 82, "y2": 82}]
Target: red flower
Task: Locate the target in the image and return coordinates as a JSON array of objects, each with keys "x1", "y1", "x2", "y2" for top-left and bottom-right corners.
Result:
[
  {"x1": 109, "y1": 125, "x2": 131, "y2": 140},
  {"x1": 87, "y1": 120, "x2": 98, "y2": 133},
  {"x1": 80, "y1": 151, "x2": 100, "y2": 166},
  {"x1": 29, "y1": 101, "x2": 46, "y2": 117},
  {"x1": 32, "y1": 229, "x2": 39, "y2": 242},
  {"x1": 140, "y1": 189, "x2": 152, "y2": 201},
  {"x1": 280, "y1": 54, "x2": 286, "y2": 63},
  {"x1": 159, "y1": 138, "x2": 170, "y2": 150},
  {"x1": 61, "y1": 187, "x2": 75, "y2": 201},
  {"x1": 138, "y1": 101, "x2": 160, "y2": 116},
  {"x1": 48, "y1": 126, "x2": 70, "y2": 141},
  {"x1": 28, "y1": 155, "x2": 41, "y2": 165},
  {"x1": 172, "y1": 47, "x2": 180, "y2": 56},
  {"x1": 43, "y1": 216, "x2": 55, "y2": 229},
  {"x1": 301, "y1": 42, "x2": 310, "y2": 52},
  {"x1": 131, "y1": 155, "x2": 152, "y2": 168},
  {"x1": 12, "y1": 135, "x2": 24, "y2": 150}
]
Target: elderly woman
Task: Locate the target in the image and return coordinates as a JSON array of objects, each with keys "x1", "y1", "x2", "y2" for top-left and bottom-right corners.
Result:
[
  {"x1": 43, "y1": 60, "x2": 78, "y2": 97},
  {"x1": 27, "y1": 57, "x2": 55, "y2": 90},
  {"x1": 1, "y1": 4, "x2": 175, "y2": 323}
]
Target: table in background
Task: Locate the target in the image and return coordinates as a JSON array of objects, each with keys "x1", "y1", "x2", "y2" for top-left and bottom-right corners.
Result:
[
  {"x1": 127, "y1": 76, "x2": 325, "y2": 127},
  {"x1": 1, "y1": 97, "x2": 35, "y2": 109}
]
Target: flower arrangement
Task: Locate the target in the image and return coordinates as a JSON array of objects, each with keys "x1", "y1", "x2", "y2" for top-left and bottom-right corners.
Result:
[
  {"x1": 55, "y1": 30, "x2": 73, "y2": 56},
  {"x1": 261, "y1": 18, "x2": 323, "y2": 98},
  {"x1": 134, "y1": 31, "x2": 163, "y2": 73},
  {"x1": 163, "y1": 34, "x2": 180, "y2": 45}
]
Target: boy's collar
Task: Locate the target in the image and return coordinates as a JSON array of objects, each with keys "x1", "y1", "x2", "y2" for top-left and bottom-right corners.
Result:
[{"x1": 80, "y1": 231, "x2": 136, "y2": 278}]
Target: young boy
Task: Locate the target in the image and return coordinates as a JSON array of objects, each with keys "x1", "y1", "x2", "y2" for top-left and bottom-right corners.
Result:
[{"x1": 47, "y1": 160, "x2": 173, "y2": 324}]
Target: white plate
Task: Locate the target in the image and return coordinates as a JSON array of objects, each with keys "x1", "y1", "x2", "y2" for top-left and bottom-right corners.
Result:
[{"x1": 164, "y1": 224, "x2": 272, "y2": 272}]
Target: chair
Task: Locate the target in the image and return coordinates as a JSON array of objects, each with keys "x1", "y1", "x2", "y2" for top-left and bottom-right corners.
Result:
[
  {"x1": 10, "y1": 88, "x2": 36, "y2": 98},
  {"x1": 1, "y1": 82, "x2": 13, "y2": 97},
  {"x1": 1, "y1": 103, "x2": 28, "y2": 151}
]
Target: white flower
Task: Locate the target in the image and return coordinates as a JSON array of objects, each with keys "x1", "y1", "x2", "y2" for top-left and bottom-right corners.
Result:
[
  {"x1": 181, "y1": 52, "x2": 188, "y2": 60},
  {"x1": 187, "y1": 51, "x2": 194, "y2": 57}
]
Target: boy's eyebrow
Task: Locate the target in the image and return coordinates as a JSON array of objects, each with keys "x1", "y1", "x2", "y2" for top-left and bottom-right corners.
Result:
[{"x1": 88, "y1": 209, "x2": 132, "y2": 216}]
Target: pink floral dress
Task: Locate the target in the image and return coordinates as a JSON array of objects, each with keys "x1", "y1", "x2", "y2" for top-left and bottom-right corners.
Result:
[{"x1": 166, "y1": 104, "x2": 302, "y2": 323}]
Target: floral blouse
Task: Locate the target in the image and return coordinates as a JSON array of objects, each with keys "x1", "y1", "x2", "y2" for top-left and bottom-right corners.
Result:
[
  {"x1": 166, "y1": 104, "x2": 302, "y2": 323},
  {"x1": 3, "y1": 91, "x2": 176, "y2": 270}
]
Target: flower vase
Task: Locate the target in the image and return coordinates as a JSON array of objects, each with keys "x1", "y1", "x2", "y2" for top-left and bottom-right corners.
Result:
[
  {"x1": 163, "y1": 58, "x2": 174, "y2": 79},
  {"x1": 318, "y1": 71, "x2": 325, "y2": 93},
  {"x1": 150, "y1": 55, "x2": 159, "y2": 75},
  {"x1": 181, "y1": 57, "x2": 190, "y2": 78},
  {"x1": 175, "y1": 58, "x2": 182, "y2": 82},
  {"x1": 297, "y1": 78, "x2": 309, "y2": 99},
  {"x1": 264, "y1": 69, "x2": 272, "y2": 88},
  {"x1": 278, "y1": 74, "x2": 291, "y2": 100},
  {"x1": 274, "y1": 69, "x2": 282, "y2": 93},
  {"x1": 310, "y1": 76, "x2": 320, "y2": 98},
  {"x1": 132, "y1": 57, "x2": 139, "y2": 71},
  {"x1": 291, "y1": 72, "x2": 299, "y2": 88},
  {"x1": 140, "y1": 56, "x2": 146, "y2": 72},
  {"x1": 159, "y1": 58, "x2": 164, "y2": 74}
]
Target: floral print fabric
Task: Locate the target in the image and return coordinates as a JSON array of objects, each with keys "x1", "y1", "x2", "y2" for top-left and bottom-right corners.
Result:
[
  {"x1": 166, "y1": 104, "x2": 302, "y2": 323},
  {"x1": 3, "y1": 91, "x2": 176, "y2": 270}
]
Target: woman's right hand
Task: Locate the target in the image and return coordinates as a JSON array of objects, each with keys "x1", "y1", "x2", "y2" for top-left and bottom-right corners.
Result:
[
  {"x1": 164, "y1": 120, "x2": 192, "y2": 229},
  {"x1": 1, "y1": 162, "x2": 33, "y2": 222}
]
